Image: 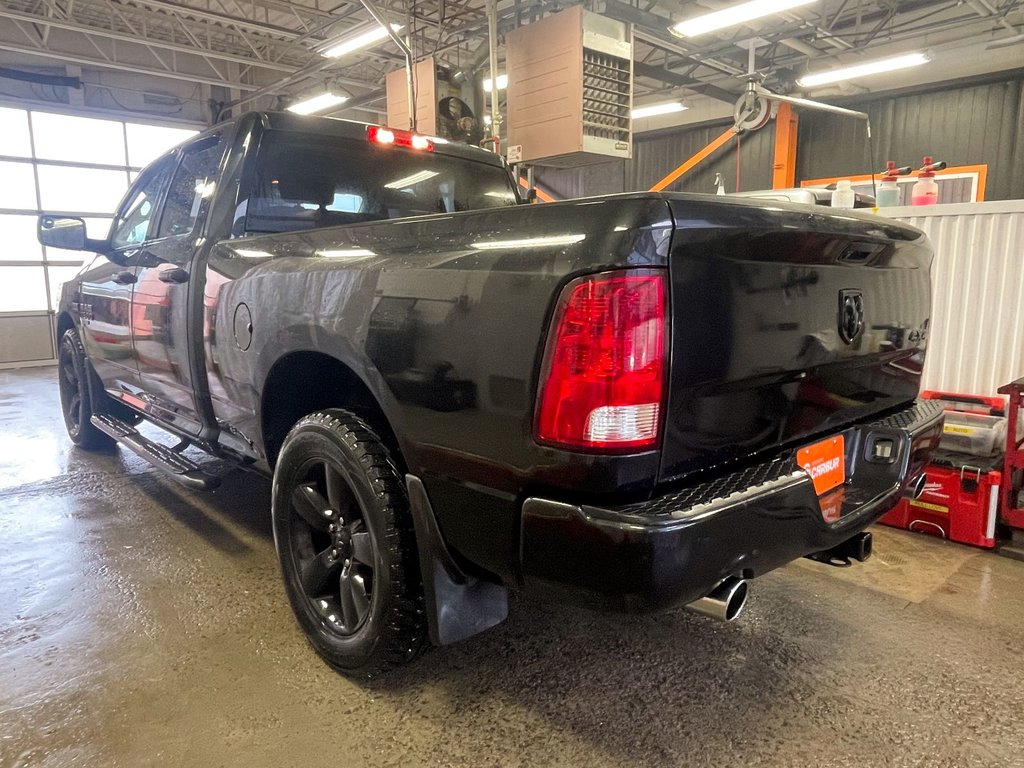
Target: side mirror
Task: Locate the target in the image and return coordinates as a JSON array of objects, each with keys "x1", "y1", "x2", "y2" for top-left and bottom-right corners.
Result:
[
  {"x1": 38, "y1": 215, "x2": 89, "y2": 250},
  {"x1": 525, "y1": 188, "x2": 538, "y2": 204},
  {"x1": 38, "y1": 214, "x2": 123, "y2": 264}
]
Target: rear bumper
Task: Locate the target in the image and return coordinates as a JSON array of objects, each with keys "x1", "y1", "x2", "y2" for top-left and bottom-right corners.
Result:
[{"x1": 520, "y1": 400, "x2": 944, "y2": 610}]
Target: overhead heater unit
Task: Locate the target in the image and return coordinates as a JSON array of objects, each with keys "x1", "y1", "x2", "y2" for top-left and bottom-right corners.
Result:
[
  {"x1": 506, "y1": 6, "x2": 633, "y2": 167},
  {"x1": 386, "y1": 56, "x2": 440, "y2": 134}
]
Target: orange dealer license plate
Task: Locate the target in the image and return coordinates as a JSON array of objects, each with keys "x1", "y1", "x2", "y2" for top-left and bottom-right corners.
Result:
[{"x1": 797, "y1": 435, "x2": 846, "y2": 496}]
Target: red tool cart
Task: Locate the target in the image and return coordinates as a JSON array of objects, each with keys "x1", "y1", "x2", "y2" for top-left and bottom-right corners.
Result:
[
  {"x1": 997, "y1": 378, "x2": 1024, "y2": 554},
  {"x1": 879, "y1": 391, "x2": 1006, "y2": 548},
  {"x1": 879, "y1": 452, "x2": 1001, "y2": 547}
]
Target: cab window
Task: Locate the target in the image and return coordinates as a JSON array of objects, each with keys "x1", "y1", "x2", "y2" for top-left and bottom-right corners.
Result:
[
  {"x1": 157, "y1": 135, "x2": 224, "y2": 238},
  {"x1": 239, "y1": 131, "x2": 517, "y2": 235},
  {"x1": 109, "y1": 156, "x2": 174, "y2": 249}
]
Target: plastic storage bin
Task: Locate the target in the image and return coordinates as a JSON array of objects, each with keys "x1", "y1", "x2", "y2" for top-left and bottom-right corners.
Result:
[{"x1": 879, "y1": 451, "x2": 1000, "y2": 549}]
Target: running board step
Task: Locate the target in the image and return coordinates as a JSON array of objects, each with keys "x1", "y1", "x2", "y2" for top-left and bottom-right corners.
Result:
[{"x1": 91, "y1": 414, "x2": 221, "y2": 490}]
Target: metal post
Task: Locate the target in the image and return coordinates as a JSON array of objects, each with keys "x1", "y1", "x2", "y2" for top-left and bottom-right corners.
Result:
[
  {"x1": 486, "y1": 0, "x2": 501, "y2": 151},
  {"x1": 359, "y1": 0, "x2": 417, "y2": 130}
]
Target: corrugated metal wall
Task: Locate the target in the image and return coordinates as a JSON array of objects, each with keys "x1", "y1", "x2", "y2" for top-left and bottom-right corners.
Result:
[
  {"x1": 626, "y1": 120, "x2": 776, "y2": 194},
  {"x1": 535, "y1": 119, "x2": 776, "y2": 198},
  {"x1": 894, "y1": 203, "x2": 1024, "y2": 398},
  {"x1": 536, "y1": 158, "x2": 626, "y2": 198},
  {"x1": 535, "y1": 72, "x2": 1024, "y2": 201},
  {"x1": 798, "y1": 74, "x2": 1024, "y2": 201}
]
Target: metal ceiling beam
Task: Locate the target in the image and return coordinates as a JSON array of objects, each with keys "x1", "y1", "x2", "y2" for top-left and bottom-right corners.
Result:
[
  {"x1": 208, "y1": 0, "x2": 347, "y2": 23},
  {"x1": 0, "y1": 39, "x2": 263, "y2": 90},
  {"x1": 112, "y1": 0, "x2": 311, "y2": 40},
  {"x1": 30, "y1": 0, "x2": 325, "y2": 65},
  {"x1": 0, "y1": 7, "x2": 303, "y2": 73},
  {"x1": 601, "y1": 1, "x2": 746, "y2": 78},
  {"x1": 632, "y1": 61, "x2": 737, "y2": 103}
]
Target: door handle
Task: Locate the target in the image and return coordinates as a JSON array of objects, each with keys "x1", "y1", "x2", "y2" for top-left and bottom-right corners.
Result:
[
  {"x1": 112, "y1": 270, "x2": 137, "y2": 285},
  {"x1": 158, "y1": 268, "x2": 190, "y2": 284}
]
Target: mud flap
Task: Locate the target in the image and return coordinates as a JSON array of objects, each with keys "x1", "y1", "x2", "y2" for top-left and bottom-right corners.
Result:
[{"x1": 405, "y1": 475, "x2": 509, "y2": 646}]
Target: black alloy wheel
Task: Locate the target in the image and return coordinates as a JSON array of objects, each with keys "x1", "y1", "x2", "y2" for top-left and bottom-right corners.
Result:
[
  {"x1": 272, "y1": 410, "x2": 426, "y2": 675},
  {"x1": 287, "y1": 457, "x2": 376, "y2": 635},
  {"x1": 57, "y1": 328, "x2": 114, "y2": 449}
]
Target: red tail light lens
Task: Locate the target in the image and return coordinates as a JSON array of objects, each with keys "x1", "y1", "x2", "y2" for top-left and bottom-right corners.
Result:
[
  {"x1": 367, "y1": 125, "x2": 434, "y2": 151},
  {"x1": 536, "y1": 270, "x2": 667, "y2": 451}
]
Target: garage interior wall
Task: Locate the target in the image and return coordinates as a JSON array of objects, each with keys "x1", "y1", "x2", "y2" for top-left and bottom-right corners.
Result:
[
  {"x1": 536, "y1": 122, "x2": 776, "y2": 199},
  {"x1": 895, "y1": 202, "x2": 1024, "y2": 398},
  {"x1": 0, "y1": 105, "x2": 198, "y2": 367},
  {"x1": 797, "y1": 71, "x2": 1024, "y2": 201},
  {"x1": 536, "y1": 70, "x2": 1024, "y2": 201}
]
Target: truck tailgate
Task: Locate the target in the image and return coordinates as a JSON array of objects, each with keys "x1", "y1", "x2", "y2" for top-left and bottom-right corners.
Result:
[{"x1": 660, "y1": 197, "x2": 932, "y2": 484}]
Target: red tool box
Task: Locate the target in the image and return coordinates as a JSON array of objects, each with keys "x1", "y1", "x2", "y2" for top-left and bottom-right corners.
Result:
[
  {"x1": 879, "y1": 451, "x2": 1001, "y2": 548},
  {"x1": 879, "y1": 391, "x2": 1006, "y2": 549}
]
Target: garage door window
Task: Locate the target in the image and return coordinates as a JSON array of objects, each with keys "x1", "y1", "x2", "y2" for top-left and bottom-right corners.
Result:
[
  {"x1": 0, "y1": 106, "x2": 198, "y2": 335},
  {"x1": 0, "y1": 107, "x2": 31, "y2": 157},
  {"x1": 31, "y1": 112, "x2": 127, "y2": 166}
]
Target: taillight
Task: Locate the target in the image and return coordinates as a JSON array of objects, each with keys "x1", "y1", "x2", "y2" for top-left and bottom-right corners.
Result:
[
  {"x1": 367, "y1": 125, "x2": 434, "y2": 151},
  {"x1": 536, "y1": 270, "x2": 667, "y2": 452}
]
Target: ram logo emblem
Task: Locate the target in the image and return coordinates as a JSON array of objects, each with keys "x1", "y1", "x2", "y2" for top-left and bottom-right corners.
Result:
[{"x1": 838, "y1": 289, "x2": 865, "y2": 344}]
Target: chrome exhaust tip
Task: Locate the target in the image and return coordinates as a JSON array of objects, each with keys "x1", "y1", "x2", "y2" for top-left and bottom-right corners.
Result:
[
  {"x1": 685, "y1": 576, "x2": 749, "y2": 622},
  {"x1": 909, "y1": 472, "x2": 928, "y2": 500}
]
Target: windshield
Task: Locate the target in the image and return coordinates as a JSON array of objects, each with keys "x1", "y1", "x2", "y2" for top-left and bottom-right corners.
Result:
[{"x1": 237, "y1": 130, "x2": 518, "y2": 235}]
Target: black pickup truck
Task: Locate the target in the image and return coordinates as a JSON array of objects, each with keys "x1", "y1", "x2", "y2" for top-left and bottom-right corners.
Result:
[{"x1": 41, "y1": 111, "x2": 942, "y2": 675}]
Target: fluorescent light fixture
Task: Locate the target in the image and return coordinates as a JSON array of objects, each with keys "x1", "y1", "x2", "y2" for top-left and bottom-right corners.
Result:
[
  {"x1": 482, "y1": 74, "x2": 508, "y2": 91},
  {"x1": 670, "y1": 0, "x2": 816, "y2": 37},
  {"x1": 796, "y1": 51, "x2": 931, "y2": 87},
  {"x1": 316, "y1": 248, "x2": 376, "y2": 259},
  {"x1": 384, "y1": 170, "x2": 439, "y2": 189},
  {"x1": 631, "y1": 101, "x2": 687, "y2": 119},
  {"x1": 234, "y1": 249, "x2": 274, "y2": 259},
  {"x1": 287, "y1": 92, "x2": 348, "y2": 115},
  {"x1": 320, "y1": 23, "x2": 403, "y2": 59},
  {"x1": 471, "y1": 234, "x2": 585, "y2": 250}
]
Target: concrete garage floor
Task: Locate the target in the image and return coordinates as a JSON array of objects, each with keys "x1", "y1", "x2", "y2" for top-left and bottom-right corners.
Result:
[{"x1": 2, "y1": 367, "x2": 1024, "y2": 768}]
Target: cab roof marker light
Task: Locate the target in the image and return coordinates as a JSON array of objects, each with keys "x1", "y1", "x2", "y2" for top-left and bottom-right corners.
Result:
[
  {"x1": 367, "y1": 125, "x2": 433, "y2": 151},
  {"x1": 670, "y1": 0, "x2": 816, "y2": 37},
  {"x1": 796, "y1": 52, "x2": 931, "y2": 88}
]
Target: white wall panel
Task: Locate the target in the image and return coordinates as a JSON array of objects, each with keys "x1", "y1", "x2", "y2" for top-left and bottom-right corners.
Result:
[{"x1": 892, "y1": 201, "x2": 1024, "y2": 398}]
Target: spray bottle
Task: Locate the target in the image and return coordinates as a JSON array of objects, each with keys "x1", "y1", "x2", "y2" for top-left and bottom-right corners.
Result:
[
  {"x1": 876, "y1": 161, "x2": 905, "y2": 208},
  {"x1": 911, "y1": 157, "x2": 946, "y2": 206}
]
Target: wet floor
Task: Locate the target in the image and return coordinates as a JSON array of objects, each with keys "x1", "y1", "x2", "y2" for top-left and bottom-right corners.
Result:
[{"x1": 2, "y1": 366, "x2": 1024, "y2": 768}]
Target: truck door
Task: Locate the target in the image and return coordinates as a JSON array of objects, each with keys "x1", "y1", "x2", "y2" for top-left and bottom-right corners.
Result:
[
  {"x1": 131, "y1": 133, "x2": 225, "y2": 437},
  {"x1": 78, "y1": 155, "x2": 174, "y2": 395}
]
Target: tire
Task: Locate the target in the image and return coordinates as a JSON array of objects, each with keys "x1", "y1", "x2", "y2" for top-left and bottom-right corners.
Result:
[
  {"x1": 57, "y1": 328, "x2": 115, "y2": 450},
  {"x1": 271, "y1": 409, "x2": 426, "y2": 676}
]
